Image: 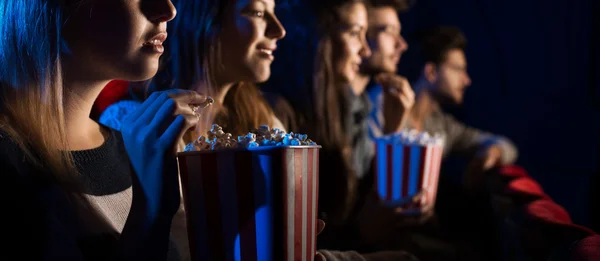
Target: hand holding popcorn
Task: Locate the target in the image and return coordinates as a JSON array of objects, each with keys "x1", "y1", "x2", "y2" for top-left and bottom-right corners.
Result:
[
  {"x1": 376, "y1": 73, "x2": 415, "y2": 135},
  {"x1": 375, "y1": 129, "x2": 444, "y2": 218}
]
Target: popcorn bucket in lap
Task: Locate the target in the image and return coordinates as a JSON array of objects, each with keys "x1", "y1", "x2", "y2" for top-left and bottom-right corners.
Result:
[
  {"x1": 374, "y1": 130, "x2": 444, "y2": 213},
  {"x1": 177, "y1": 125, "x2": 320, "y2": 261}
]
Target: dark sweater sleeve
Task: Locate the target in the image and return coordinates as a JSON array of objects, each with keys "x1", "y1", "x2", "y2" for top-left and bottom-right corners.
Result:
[
  {"x1": 0, "y1": 139, "x2": 90, "y2": 260},
  {"x1": 441, "y1": 112, "x2": 518, "y2": 164},
  {"x1": 0, "y1": 150, "x2": 81, "y2": 260}
]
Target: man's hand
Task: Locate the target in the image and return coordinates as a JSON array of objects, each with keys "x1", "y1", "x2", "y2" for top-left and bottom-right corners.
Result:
[
  {"x1": 315, "y1": 220, "x2": 326, "y2": 261},
  {"x1": 356, "y1": 191, "x2": 434, "y2": 246},
  {"x1": 393, "y1": 190, "x2": 436, "y2": 228},
  {"x1": 376, "y1": 73, "x2": 415, "y2": 134},
  {"x1": 479, "y1": 145, "x2": 503, "y2": 171},
  {"x1": 363, "y1": 251, "x2": 420, "y2": 261},
  {"x1": 464, "y1": 145, "x2": 503, "y2": 191}
]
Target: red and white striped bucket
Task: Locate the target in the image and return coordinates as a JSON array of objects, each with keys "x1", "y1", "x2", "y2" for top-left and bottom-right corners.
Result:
[
  {"x1": 375, "y1": 140, "x2": 443, "y2": 213},
  {"x1": 177, "y1": 146, "x2": 320, "y2": 261}
]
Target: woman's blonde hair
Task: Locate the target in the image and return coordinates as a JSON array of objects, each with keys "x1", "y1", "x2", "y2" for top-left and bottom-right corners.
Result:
[{"x1": 0, "y1": 0, "x2": 77, "y2": 183}]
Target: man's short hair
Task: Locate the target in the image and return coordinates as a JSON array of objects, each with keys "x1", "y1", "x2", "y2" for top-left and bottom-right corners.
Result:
[
  {"x1": 399, "y1": 25, "x2": 467, "y2": 83},
  {"x1": 366, "y1": 0, "x2": 410, "y2": 12},
  {"x1": 418, "y1": 26, "x2": 467, "y2": 65}
]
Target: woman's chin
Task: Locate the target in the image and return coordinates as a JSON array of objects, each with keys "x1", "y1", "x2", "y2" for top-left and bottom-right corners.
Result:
[
  {"x1": 120, "y1": 65, "x2": 159, "y2": 82},
  {"x1": 251, "y1": 70, "x2": 272, "y2": 83},
  {"x1": 341, "y1": 72, "x2": 355, "y2": 84}
]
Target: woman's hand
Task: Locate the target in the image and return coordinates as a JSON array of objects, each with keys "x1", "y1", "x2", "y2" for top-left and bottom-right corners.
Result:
[{"x1": 121, "y1": 89, "x2": 209, "y2": 220}]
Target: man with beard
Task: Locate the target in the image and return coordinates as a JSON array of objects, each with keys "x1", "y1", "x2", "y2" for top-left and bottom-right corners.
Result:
[
  {"x1": 352, "y1": 8, "x2": 519, "y2": 259},
  {"x1": 356, "y1": 24, "x2": 518, "y2": 190}
]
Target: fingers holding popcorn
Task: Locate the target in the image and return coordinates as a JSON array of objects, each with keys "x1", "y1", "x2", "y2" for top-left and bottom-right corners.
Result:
[{"x1": 375, "y1": 74, "x2": 415, "y2": 134}]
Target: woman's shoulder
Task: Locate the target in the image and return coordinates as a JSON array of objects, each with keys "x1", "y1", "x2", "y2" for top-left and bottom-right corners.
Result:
[
  {"x1": 0, "y1": 131, "x2": 58, "y2": 188},
  {"x1": 0, "y1": 131, "x2": 29, "y2": 174},
  {"x1": 0, "y1": 130, "x2": 84, "y2": 260},
  {"x1": 261, "y1": 92, "x2": 299, "y2": 131},
  {"x1": 271, "y1": 115, "x2": 287, "y2": 132}
]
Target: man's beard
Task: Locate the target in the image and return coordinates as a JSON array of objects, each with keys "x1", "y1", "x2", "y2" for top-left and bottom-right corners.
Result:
[{"x1": 431, "y1": 87, "x2": 462, "y2": 107}]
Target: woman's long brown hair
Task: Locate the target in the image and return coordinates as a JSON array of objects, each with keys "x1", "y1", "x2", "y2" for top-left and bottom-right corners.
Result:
[
  {"x1": 264, "y1": 0, "x2": 365, "y2": 224},
  {"x1": 313, "y1": 0, "x2": 367, "y2": 224},
  {"x1": 312, "y1": 35, "x2": 358, "y2": 224}
]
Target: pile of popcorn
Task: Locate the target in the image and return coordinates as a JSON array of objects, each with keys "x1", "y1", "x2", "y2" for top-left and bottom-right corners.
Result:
[
  {"x1": 184, "y1": 124, "x2": 317, "y2": 152},
  {"x1": 381, "y1": 129, "x2": 445, "y2": 147}
]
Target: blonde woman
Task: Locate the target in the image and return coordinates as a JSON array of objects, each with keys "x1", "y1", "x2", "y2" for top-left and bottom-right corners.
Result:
[{"x1": 0, "y1": 0, "x2": 207, "y2": 259}]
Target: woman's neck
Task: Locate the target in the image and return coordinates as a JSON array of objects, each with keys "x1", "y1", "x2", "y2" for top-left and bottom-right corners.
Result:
[
  {"x1": 350, "y1": 72, "x2": 371, "y2": 96},
  {"x1": 63, "y1": 76, "x2": 111, "y2": 151},
  {"x1": 212, "y1": 82, "x2": 235, "y2": 105},
  {"x1": 211, "y1": 68, "x2": 243, "y2": 105}
]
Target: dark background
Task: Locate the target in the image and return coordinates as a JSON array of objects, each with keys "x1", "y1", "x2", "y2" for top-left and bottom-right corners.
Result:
[{"x1": 396, "y1": 0, "x2": 599, "y2": 229}]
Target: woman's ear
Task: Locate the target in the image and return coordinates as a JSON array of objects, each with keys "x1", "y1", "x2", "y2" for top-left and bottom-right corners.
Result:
[{"x1": 423, "y1": 62, "x2": 438, "y2": 83}]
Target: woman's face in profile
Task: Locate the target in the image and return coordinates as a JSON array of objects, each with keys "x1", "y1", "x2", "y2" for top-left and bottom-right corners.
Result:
[
  {"x1": 332, "y1": 2, "x2": 371, "y2": 83},
  {"x1": 218, "y1": 0, "x2": 287, "y2": 84},
  {"x1": 62, "y1": 0, "x2": 176, "y2": 82}
]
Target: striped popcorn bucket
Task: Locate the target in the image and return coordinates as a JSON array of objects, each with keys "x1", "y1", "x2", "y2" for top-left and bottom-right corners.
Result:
[
  {"x1": 177, "y1": 146, "x2": 320, "y2": 261},
  {"x1": 375, "y1": 139, "x2": 443, "y2": 212}
]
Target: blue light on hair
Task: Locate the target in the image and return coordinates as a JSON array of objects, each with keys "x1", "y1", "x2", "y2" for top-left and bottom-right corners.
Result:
[{"x1": 0, "y1": 0, "x2": 63, "y2": 90}]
